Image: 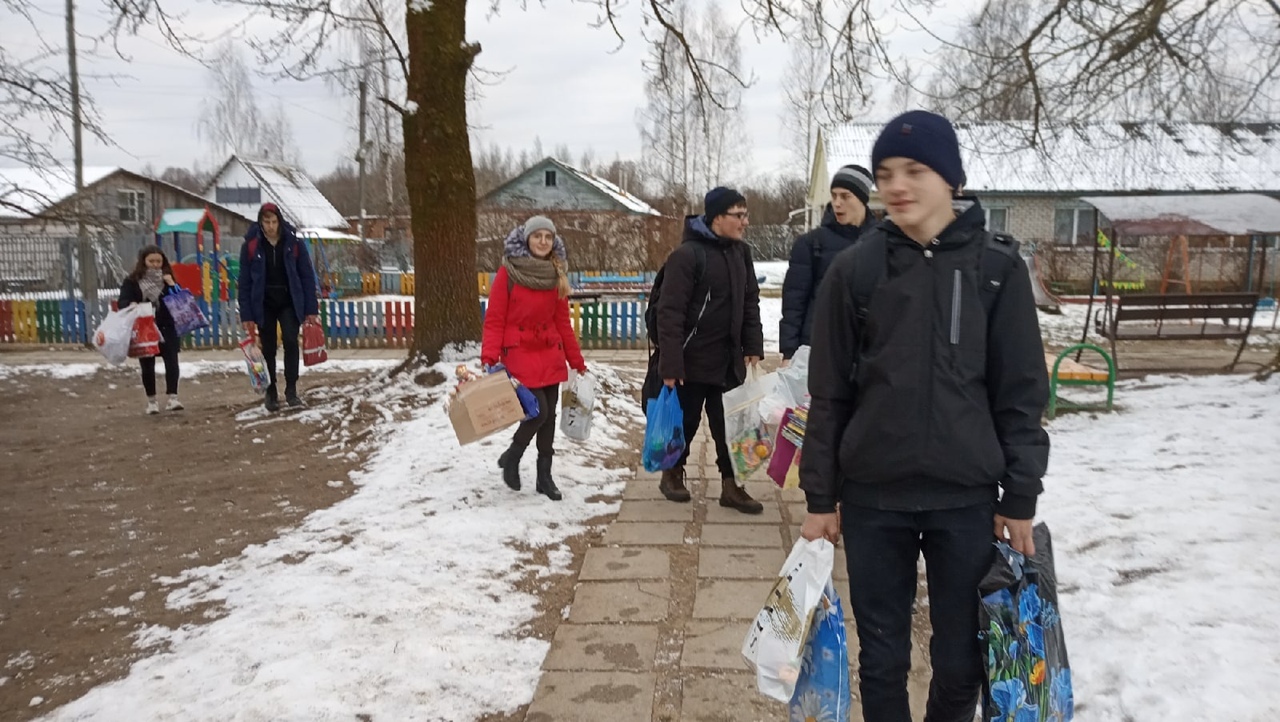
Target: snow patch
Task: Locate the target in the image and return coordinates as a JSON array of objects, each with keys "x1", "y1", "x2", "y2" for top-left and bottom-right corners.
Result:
[{"x1": 37, "y1": 363, "x2": 640, "y2": 722}]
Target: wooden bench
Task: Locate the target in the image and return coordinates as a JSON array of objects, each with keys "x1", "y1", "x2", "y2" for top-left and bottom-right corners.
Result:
[
  {"x1": 1046, "y1": 344, "x2": 1115, "y2": 419},
  {"x1": 1094, "y1": 292, "x2": 1259, "y2": 371}
]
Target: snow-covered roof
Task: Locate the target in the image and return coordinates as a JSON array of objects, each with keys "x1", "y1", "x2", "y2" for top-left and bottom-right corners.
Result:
[
  {"x1": 208, "y1": 156, "x2": 347, "y2": 229},
  {"x1": 0, "y1": 166, "x2": 120, "y2": 218},
  {"x1": 1081, "y1": 193, "x2": 1280, "y2": 236},
  {"x1": 553, "y1": 160, "x2": 662, "y2": 216},
  {"x1": 296, "y1": 227, "x2": 362, "y2": 242},
  {"x1": 823, "y1": 121, "x2": 1280, "y2": 194}
]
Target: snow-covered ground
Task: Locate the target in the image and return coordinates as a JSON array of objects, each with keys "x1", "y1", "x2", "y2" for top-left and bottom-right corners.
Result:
[
  {"x1": 1043, "y1": 374, "x2": 1280, "y2": 720},
  {"x1": 35, "y1": 359, "x2": 642, "y2": 722}
]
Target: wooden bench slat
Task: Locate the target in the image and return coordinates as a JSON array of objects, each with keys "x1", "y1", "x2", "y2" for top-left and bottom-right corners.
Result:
[{"x1": 1114, "y1": 307, "x2": 1255, "y2": 322}]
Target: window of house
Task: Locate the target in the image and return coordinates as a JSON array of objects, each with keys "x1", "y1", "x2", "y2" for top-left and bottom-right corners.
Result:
[
  {"x1": 985, "y1": 207, "x2": 1009, "y2": 233},
  {"x1": 1053, "y1": 207, "x2": 1097, "y2": 246},
  {"x1": 544, "y1": 170, "x2": 557, "y2": 187},
  {"x1": 117, "y1": 190, "x2": 145, "y2": 222},
  {"x1": 215, "y1": 186, "x2": 262, "y2": 205}
]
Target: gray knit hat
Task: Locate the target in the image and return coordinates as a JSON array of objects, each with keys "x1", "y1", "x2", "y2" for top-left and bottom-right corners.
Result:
[
  {"x1": 523, "y1": 215, "x2": 557, "y2": 239},
  {"x1": 831, "y1": 164, "x2": 873, "y2": 206}
]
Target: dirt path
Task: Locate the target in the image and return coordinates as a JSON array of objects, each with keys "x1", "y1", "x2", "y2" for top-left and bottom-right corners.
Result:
[{"x1": 0, "y1": 365, "x2": 379, "y2": 720}]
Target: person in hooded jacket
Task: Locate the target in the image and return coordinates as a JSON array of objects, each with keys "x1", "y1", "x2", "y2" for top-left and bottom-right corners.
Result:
[
  {"x1": 237, "y1": 202, "x2": 320, "y2": 411},
  {"x1": 481, "y1": 215, "x2": 588, "y2": 502},
  {"x1": 118, "y1": 245, "x2": 183, "y2": 415},
  {"x1": 798, "y1": 111, "x2": 1050, "y2": 722},
  {"x1": 779, "y1": 164, "x2": 875, "y2": 363},
  {"x1": 652, "y1": 187, "x2": 766, "y2": 513}
]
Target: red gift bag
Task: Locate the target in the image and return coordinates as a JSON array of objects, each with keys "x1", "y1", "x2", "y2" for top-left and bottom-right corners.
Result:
[
  {"x1": 128, "y1": 306, "x2": 161, "y2": 358},
  {"x1": 303, "y1": 318, "x2": 328, "y2": 367}
]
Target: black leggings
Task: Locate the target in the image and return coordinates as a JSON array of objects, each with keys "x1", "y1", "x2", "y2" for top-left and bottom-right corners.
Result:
[
  {"x1": 511, "y1": 384, "x2": 560, "y2": 457},
  {"x1": 261, "y1": 294, "x2": 301, "y2": 391},
  {"x1": 139, "y1": 339, "x2": 180, "y2": 396}
]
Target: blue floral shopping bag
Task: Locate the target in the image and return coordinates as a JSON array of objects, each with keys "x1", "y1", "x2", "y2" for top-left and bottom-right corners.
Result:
[
  {"x1": 979, "y1": 523, "x2": 1073, "y2": 722},
  {"x1": 642, "y1": 386, "x2": 685, "y2": 472},
  {"x1": 789, "y1": 582, "x2": 852, "y2": 722}
]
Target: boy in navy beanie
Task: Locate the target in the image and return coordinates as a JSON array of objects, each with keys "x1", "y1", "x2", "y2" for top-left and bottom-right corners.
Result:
[{"x1": 798, "y1": 109, "x2": 1051, "y2": 721}]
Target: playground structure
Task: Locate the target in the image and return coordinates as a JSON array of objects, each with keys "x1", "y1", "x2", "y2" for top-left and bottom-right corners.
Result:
[{"x1": 1078, "y1": 193, "x2": 1280, "y2": 372}]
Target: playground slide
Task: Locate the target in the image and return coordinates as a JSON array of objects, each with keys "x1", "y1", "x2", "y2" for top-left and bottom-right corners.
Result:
[{"x1": 1025, "y1": 253, "x2": 1063, "y2": 313}]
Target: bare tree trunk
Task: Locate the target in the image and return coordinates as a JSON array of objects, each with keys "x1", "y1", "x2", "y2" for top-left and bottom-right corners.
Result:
[{"x1": 404, "y1": 0, "x2": 480, "y2": 364}]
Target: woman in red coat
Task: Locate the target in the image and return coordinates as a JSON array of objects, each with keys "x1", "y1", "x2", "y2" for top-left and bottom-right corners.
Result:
[{"x1": 481, "y1": 215, "x2": 587, "y2": 501}]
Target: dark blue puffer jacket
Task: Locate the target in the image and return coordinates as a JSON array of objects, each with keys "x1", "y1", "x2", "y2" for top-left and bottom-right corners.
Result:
[
  {"x1": 237, "y1": 221, "x2": 320, "y2": 325},
  {"x1": 779, "y1": 205, "x2": 874, "y2": 359}
]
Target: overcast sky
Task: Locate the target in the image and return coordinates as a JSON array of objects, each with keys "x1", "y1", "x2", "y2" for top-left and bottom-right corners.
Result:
[{"x1": 2, "y1": 0, "x2": 976, "y2": 181}]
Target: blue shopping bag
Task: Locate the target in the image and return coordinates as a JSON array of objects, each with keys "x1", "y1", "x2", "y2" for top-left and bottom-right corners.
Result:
[
  {"x1": 979, "y1": 523, "x2": 1073, "y2": 722},
  {"x1": 162, "y1": 286, "x2": 210, "y2": 336},
  {"x1": 789, "y1": 583, "x2": 852, "y2": 721},
  {"x1": 642, "y1": 386, "x2": 685, "y2": 472}
]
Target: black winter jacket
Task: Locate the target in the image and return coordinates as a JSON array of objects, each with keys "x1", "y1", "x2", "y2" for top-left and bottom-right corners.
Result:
[
  {"x1": 799, "y1": 200, "x2": 1050, "y2": 520},
  {"x1": 780, "y1": 205, "x2": 874, "y2": 359},
  {"x1": 118, "y1": 278, "x2": 180, "y2": 348},
  {"x1": 655, "y1": 216, "x2": 765, "y2": 388}
]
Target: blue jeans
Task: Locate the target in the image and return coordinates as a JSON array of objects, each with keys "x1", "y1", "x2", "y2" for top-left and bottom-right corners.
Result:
[{"x1": 842, "y1": 501, "x2": 996, "y2": 722}]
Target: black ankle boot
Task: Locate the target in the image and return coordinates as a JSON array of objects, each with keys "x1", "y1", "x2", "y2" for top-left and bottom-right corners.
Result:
[
  {"x1": 498, "y1": 441, "x2": 528, "y2": 491},
  {"x1": 535, "y1": 456, "x2": 562, "y2": 501}
]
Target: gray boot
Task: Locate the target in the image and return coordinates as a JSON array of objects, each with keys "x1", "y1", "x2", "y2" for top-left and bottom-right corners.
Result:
[{"x1": 498, "y1": 440, "x2": 528, "y2": 491}]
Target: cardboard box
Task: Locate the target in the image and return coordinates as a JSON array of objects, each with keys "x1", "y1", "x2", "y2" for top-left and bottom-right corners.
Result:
[{"x1": 449, "y1": 372, "x2": 526, "y2": 445}]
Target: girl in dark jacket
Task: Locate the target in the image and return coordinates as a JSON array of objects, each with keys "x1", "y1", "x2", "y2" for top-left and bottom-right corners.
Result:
[
  {"x1": 237, "y1": 203, "x2": 320, "y2": 411},
  {"x1": 118, "y1": 245, "x2": 182, "y2": 415},
  {"x1": 481, "y1": 216, "x2": 588, "y2": 501}
]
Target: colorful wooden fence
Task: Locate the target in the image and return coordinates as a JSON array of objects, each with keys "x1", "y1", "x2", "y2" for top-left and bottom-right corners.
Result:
[{"x1": 0, "y1": 296, "x2": 647, "y2": 349}]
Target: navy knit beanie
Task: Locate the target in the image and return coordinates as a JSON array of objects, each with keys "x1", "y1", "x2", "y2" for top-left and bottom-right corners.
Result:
[
  {"x1": 871, "y1": 111, "x2": 966, "y2": 190},
  {"x1": 703, "y1": 186, "x2": 746, "y2": 223}
]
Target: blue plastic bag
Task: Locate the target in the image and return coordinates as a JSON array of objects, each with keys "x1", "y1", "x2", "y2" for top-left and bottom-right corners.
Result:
[
  {"x1": 642, "y1": 386, "x2": 685, "y2": 472},
  {"x1": 789, "y1": 583, "x2": 852, "y2": 721}
]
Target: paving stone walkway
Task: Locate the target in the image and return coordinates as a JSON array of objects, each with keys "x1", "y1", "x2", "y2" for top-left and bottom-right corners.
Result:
[{"x1": 525, "y1": 425, "x2": 934, "y2": 722}]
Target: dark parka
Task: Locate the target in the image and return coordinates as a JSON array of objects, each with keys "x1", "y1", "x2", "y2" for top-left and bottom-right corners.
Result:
[
  {"x1": 237, "y1": 221, "x2": 320, "y2": 326},
  {"x1": 655, "y1": 216, "x2": 765, "y2": 389},
  {"x1": 799, "y1": 200, "x2": 1050, "y2": 520},
  {"x1": 779, "y1": 204, "x2": 875, "y2": 359}
]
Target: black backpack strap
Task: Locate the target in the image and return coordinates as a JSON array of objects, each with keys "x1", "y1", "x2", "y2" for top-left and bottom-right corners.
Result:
[
  {"x1": 846, "y1": 231, "x2": 889, "y2": 383},
  {"x1": 979, "y1": 232, "x2": 1021, "y2": 317}
]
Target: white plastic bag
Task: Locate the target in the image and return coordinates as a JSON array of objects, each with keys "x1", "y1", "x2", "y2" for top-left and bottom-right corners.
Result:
[
  {"x1": 742, "y1": 537, "x2": 836, "y2": 702},
  {"x1": 560, "y1": 372, "x2": 597, "y2": 441},
  {"x1": 725, "y1": 367, "x2": 778, "y2": 480},
  {"x1": 92, "y1": 305, "x2": 142, "y2": 365},
  {"x1": 777, "y1": 345, "x2": 812, "y2": 408}
]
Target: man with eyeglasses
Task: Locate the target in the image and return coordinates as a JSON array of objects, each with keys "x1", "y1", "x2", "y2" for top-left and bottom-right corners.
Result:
[{"x1": 653, "y1": 186, "x2": 765, "y2": 513}]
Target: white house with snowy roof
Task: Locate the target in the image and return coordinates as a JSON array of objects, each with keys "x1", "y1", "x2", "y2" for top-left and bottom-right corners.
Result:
[
  {"x1": 808, "y1": 121, "x2": 1280, "y2": 247},
  {"x1": 203, "y1": 156, "x2": 347, "y2": 230},
  {"x1": 477, "y1": 157, "x2": 667, "y2": 272}
]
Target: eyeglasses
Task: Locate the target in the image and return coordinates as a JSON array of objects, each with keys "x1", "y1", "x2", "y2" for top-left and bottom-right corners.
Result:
[{"x1": 725, "y1": 211, "x2": 750, "y2": 220}]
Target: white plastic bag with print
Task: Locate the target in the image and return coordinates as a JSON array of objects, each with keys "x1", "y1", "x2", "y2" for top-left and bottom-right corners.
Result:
[
  {"x1": 92, "y1": 305, "x2": 142, "y2": 365},
  {"x1": 560, "y1": 372, "x2": 597, "y2": 441},
  {"x1": 742, "y1": 537, "x2": 836, "y2": 702},
  {"x1": 724, "y1": 367, "x2": 778, "y2": 480}
]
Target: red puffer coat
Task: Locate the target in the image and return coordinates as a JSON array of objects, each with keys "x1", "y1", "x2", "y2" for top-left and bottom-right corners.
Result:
[{"x1": 481, "y1": 266, "x2": 586, "y2": 388}]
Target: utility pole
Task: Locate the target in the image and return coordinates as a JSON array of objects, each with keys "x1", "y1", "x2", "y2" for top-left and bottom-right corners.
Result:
[
  {"x1": 356, "y1": 76, "x2": 368, "y2": 243},
  {"x1": 67, "y1": 0, "x2": 97, "y2": 345},
  {"x1": 381, "y1": 34, "x2": 394, "y2": 242}
]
